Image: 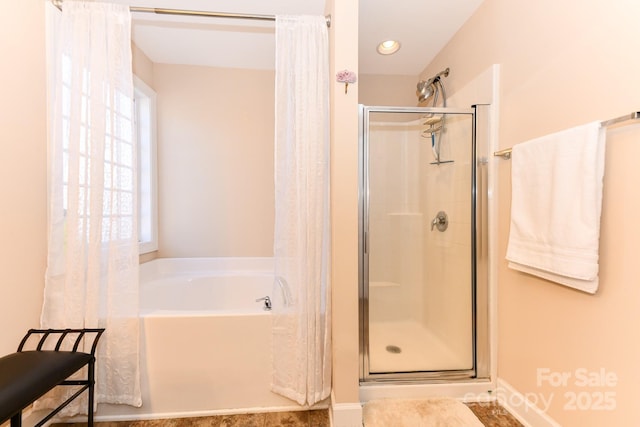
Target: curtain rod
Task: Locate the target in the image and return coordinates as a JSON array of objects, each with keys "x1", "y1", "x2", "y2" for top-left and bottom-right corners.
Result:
[
  {"x1": 493, "y1": 111, "x2": 640, "y2": 159},
  {"x1": 51, "y1": 0, "x2": 331, "y2": 27}
]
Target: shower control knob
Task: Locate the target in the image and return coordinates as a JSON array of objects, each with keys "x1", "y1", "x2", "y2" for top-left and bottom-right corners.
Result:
[{"x1": 431, "y1": 211, "x2": 448, "y2": 232}]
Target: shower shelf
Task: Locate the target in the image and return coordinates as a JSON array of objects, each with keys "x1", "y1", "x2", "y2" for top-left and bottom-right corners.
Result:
[{"x1": 369, "y1": 281, "x2": 401, "y2": 288}]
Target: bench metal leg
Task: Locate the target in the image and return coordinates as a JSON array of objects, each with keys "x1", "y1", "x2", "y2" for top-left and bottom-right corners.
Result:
[
  {"x1": 88, "y1": 359, "x2": 95, "y2": 427},
  {"x1": 10, "y1": 411, "x2": 21, "y2": 427}
]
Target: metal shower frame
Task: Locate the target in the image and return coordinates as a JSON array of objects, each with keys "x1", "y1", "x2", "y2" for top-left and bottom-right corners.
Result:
[{"x1": 357, "y1": 104, "x2": 491, "y2": 384}]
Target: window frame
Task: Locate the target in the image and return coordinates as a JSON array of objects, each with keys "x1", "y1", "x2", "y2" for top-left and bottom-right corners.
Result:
[{"x1": 133, "y1": 75, "x2": 158, "y2": 254}]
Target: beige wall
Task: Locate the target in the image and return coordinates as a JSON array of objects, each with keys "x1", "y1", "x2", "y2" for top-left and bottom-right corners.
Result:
[
  {"x1": 358, "y1": 74, "x2": 417, "y2": 107},
  {"x1": 421, "y1": 0, "x2": 640, "y2": 425},
  {"x1": 327, "y1": 0, "x2": 361, "y2": 408},
  {"x1": 132, "y1": 43, "x2": 154, "y2": 88},
  {"x1": 153, "y1": 64, "x2": 275, "y2": 258},
  {"x1": 0, "y1": 2, "x2": 47, "y2": 355}
]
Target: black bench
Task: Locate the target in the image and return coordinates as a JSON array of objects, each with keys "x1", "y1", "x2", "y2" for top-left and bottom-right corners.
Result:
[{"x1": 0, "y1": 328, "x2": 105, "y2": 427}]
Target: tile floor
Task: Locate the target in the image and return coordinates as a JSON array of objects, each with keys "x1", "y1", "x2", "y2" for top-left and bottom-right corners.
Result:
[
  {"x1": 54, "y1": 410, "x2": 329, "y2": 427},
  {"x1": 54, "y1": 403, "x2": 522, "y2": 427},
  {"x1": 466, "y1": 402, "x2": 524, "y2": 427}
]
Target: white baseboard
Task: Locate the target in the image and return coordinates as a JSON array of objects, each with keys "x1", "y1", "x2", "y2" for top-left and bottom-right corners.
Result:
[
  {"x1": 496, "y1": 378, "x2": 561, "y2": 427},
  {"x1": 94, "y1": 405, "x2": 319, "y2": 421},
  {"x1": 330, "y1": 391, "x2": 362, "y2": 427}
]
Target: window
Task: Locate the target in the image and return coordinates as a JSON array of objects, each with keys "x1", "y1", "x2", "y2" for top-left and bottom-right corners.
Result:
[
  {"x1": 58, "y1": 61, "x2": 157, "y2": 254},
  {"x1": 60, "y1": 55, "x2": 137, "y2": 244},
  {"x1": 49, "y1": 0, "x2": 158, "y2": 256},
  {"x1": 133, "y1": 76, "x2": 158, "y2": 254}
]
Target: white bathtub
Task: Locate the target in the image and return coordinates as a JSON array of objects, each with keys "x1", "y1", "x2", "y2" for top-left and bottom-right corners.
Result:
[
  {"x1": 140, "y1": 258, "x2": 275, "y2": 314},
  {"x1": 97, "y1": 257, "x2": 305, "y2": 420}
]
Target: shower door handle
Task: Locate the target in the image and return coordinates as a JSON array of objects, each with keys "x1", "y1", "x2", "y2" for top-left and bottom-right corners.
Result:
[
  {"x1": 364, "y1": 231, "x2": 368, "y2": 254},
  {"x1": 431, "y1": 211, "x2": 448, "y2": 232}
]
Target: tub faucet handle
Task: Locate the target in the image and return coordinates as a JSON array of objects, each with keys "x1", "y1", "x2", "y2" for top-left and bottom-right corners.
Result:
[
  {"x1": 256, "y1": 296, "x2": 272, "y2": 310},
  {"x1": 431, "y1": 210, "x2": 448, "y2": 232}
]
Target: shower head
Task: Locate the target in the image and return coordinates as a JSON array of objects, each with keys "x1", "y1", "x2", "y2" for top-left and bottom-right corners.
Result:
[
  {"x1": 416, "y1": 68, "x2": 450, "y2": 103},
  {"x1": 417, "y1": 81, "x2": 438, "y2": 103}
]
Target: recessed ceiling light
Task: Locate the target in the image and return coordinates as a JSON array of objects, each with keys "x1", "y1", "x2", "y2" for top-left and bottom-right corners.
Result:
[{"x1": 377, "y1": 40, "x2": 401, "y2": 55}]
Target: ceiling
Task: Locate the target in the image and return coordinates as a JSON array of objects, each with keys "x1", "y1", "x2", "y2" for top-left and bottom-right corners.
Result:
[
  {"x1": 119, "y1": 0, "x2": 484, "y2": 76},
  {"x1": 359, "y1": 0, "x2": 484, "y2": 76}
]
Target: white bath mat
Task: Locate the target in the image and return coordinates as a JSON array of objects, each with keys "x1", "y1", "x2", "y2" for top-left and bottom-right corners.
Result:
[{"x1": 363, "y1": 397, "x2": 484, "y2": 427}]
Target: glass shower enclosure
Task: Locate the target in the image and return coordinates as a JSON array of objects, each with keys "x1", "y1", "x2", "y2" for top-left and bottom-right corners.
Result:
[{"x1": 359, "y1": 105, "x2": 489, "y2": 382}]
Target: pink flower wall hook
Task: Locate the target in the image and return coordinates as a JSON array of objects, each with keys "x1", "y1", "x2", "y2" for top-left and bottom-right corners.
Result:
[{"x1": 336, "y1": 69, "x2": 357, "y2": 94}]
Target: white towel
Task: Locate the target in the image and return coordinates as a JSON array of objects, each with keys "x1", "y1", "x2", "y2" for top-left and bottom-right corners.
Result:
[{"x1": 505, "y1": 121, "x2": 606, "y2": 294}]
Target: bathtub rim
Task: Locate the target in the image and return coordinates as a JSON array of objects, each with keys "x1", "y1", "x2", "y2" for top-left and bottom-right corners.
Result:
[
  {"x1": 140, "y1": 257, "x2": 275, "y2": 282},
  {"x1": 139, "y1": 257, "x2": 276, "y2": 316}
]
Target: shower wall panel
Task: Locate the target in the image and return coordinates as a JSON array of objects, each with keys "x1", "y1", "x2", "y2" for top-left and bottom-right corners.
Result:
[
  {"x1": 368, "y1": 122, "x2": 424, "y2": 323},
  {"x1": 421, "y1": 114, "x2": 473, "y2": 366}
]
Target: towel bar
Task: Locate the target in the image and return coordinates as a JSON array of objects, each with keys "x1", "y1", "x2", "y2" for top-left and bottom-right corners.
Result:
[{"x1": 494, "y1": 111, "x2": 640, "y2": 159}]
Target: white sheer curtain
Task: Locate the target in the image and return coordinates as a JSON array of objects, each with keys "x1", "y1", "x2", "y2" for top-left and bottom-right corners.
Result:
[
  {"x1": 272, "y1": 15, "x2": 331, "y2": 406},
  {"x1": 40, "y1": 0, "x2": 141, "y2": 414}
]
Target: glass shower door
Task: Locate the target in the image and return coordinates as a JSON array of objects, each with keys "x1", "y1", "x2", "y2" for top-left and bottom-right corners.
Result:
[{"x1": 359, "y1": 105, "x2": 477, "y2": 381}]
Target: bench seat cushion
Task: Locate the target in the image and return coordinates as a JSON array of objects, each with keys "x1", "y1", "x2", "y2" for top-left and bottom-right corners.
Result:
[{"x1": 0, "y1": 351, "x2": 92, "y2": 422}]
